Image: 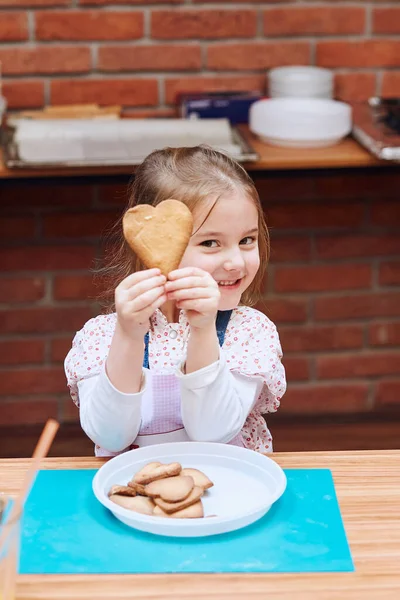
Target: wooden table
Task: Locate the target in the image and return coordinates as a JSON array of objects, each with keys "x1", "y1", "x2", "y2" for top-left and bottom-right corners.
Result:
[
  {"x1": 0, "y1": 129, "x2": 387, "y2": 180},
  {"x1": 1, "y1": 450, "x2": 399, "y2": 599}
]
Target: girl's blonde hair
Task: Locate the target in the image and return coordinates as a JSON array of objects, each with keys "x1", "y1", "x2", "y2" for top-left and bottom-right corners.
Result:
[{"x1": 98, "y1": 146, "x2": 269, "y2": 310}]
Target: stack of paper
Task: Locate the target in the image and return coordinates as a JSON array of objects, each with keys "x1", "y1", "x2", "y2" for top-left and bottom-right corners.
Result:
[{"x1": 12, "y1": 118, "x2": 243, "y2": 165}]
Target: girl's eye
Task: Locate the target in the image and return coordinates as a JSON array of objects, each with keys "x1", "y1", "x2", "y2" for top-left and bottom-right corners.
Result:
[
  {"x1": 200, "y1": 240, "x2": 218, "y2": 248},
  {"x1": 240, "y1": 236, "x2": 256, "y2": 245}
]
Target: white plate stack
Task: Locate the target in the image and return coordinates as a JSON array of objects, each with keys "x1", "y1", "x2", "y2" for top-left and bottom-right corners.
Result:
[
  {"x1": 249, "y1": 97, "x2": 352, "y2": 148},
  {"x1": 269, "y1": 66, "x2": 333, "y2": 100}
]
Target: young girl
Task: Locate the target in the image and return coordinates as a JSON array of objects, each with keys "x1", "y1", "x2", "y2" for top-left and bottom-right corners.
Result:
[{"x1": 65, "y1": 146, "x2": 286, "y2": 457}]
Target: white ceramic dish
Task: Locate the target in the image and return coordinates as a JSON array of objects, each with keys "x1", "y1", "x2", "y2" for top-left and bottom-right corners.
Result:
[
  {"x1": 92, "y1": 442, "x2": 286, "y2": 538},
  {"x1": 269, "y1": 66, "x2": 333, "y2": 99},
  {"x1": 249, "y1": 97, "x2": 352, "y2": 148}
]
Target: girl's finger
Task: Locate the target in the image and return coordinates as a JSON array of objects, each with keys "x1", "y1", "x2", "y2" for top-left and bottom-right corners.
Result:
[
  {"x1": 128, "y1": 286, "x2": 166, "y2": 313},
  {"x1": 167, "y1": 287, "x2": 219, "y2": 301},
  {"x1": 136, "y1": 293, "x2": 168, "y2": 322},
  {"x1": 176, "y1": 298, "x2": 218, "y2": 312},
  {"x1": 168, "y1": 267, "x2": 206, "y2": 281},
  {"x1": 165, "y1": 276, "x2": 210, "y2": 292},
  {"x1": 118, "y1": 268, "x2": 161, "y2": 291},
  {"x1": 127, "y1": 274, "x2": 166, "y2": 300}
]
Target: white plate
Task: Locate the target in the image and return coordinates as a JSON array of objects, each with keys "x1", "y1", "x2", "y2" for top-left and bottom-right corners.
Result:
[
  {"x1": 249, "y1": 97, "x2": 352, "y2": 148},
  {"x1": 92, "y1": 442, "x2": 286, "y2": 538}
]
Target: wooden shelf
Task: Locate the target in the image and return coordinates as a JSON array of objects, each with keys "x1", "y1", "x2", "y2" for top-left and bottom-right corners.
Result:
[{"x1": 0, "y1": 126, "x2": 388, "y2": 180}]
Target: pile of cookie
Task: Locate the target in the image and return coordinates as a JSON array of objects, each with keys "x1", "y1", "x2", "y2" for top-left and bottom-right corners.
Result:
[{"x1": 108, "y1": 461, "x2": 213, "y2": 519}]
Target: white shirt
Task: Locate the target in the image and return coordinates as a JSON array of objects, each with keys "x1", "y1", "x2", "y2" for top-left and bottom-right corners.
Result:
[{"x1": 65, "y1": 306, "x2": 286, "y2": 455}]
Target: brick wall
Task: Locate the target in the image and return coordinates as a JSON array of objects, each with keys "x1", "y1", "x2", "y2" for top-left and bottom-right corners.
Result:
[
  {"x1": 0, "y1": 1, "x2": 399, "y2": 112},
  {"x1": 0, "y1": 169, "x2": 399, "y2": 426}
]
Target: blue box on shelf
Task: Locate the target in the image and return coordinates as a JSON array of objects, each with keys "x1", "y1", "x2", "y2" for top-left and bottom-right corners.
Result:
[{"x1": 179, "y1": 92, "x2": 263, "y2": 125}]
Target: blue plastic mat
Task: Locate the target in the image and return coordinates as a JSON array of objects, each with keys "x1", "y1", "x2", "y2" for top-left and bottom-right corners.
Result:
[{"x1": 20, "y1": 468, "x2": 353, "y2": 574}]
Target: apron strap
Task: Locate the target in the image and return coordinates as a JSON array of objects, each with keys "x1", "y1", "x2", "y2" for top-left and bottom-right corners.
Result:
[{"x1": 143, "y1": 309, "x2": 233, "y2": 369}]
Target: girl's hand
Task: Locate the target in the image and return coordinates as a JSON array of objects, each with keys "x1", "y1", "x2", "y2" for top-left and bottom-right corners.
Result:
[
  {"x1": 115, "y1": 268, "x2": 167, "y2": 341},
  {"x1": 165, "y1": 267, "x2": 220, "y2": 330}
]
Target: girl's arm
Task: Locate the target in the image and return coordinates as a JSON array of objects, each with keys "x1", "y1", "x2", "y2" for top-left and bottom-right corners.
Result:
[
  {"x1": 65, "y1": 268, "x2": 167, "y2": 453},
  {"x1": 179, "y1": 309, "x2": 286, "y2": 444},
  {"x1": 179, "y1": 352, "x2": 264, "y2": 443},
  {"x1": 78, "y1": 329, "x2": 146, "y2": 453},
  {"x1": 78, "y1": 364, "x2": 146, "y2": 453}
]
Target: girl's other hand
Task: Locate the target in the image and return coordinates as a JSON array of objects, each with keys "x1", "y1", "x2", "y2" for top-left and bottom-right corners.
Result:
[
  {"x1": 115, "y1": 268, "x2": 167, "y2": 341},
  {"x1": 165, "y1": 267, "x2": 220, "y2": 330}
]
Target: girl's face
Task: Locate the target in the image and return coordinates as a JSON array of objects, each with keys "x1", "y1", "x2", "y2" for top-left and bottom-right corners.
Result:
[{"x1": 179, "y1": 190, "x2": 260, "y2": 310}]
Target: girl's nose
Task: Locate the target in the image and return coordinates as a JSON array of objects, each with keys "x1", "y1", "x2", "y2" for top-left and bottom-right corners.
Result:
[{"x1": 223, "y1": 248, "x2": 245, "y2": 271}]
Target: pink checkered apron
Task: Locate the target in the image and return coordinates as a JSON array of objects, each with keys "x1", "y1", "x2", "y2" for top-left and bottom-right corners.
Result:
[{"x1": 95, "y1": 310, "x2": 244, "y2": 456}]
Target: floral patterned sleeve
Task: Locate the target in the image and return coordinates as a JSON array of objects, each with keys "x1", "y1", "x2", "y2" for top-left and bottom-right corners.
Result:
[
  {"x1": 223, "y1": 307, "x2": 286, "y2": 452},
  {"x1": 64, "y1": 314, "x2": 116, "y2": 407}
]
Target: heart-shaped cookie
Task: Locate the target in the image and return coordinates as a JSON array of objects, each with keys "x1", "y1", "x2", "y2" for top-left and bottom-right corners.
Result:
[
  {"x1": 109, "y1": 494, "x2": 155, "y2": 515},
  {"x1": 133, "y1": 461, "x2": 182, "y2": 485},
  {"x1": 122, "y1": 199, "x2": 193, "y2": 276},
  {"x1": 145, "y1": 475, "x2": 194, "y2": 503},
  {"x1": 154, "y1": 486, "x2": 204, "y2": 514}
]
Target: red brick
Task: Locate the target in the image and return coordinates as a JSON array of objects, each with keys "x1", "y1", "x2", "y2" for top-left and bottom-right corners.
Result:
[
  {"x1": 335, "y1": 72, "x2": 376, "y2": 102},
  {"x1": 379, "y1": 261, "x2": 400, "y2": 286},
  {"x1": 274, "y1": 264, "x2": 371, "y2": 293},
  {"x1": 373, "y1": 8, "x2": 400, "y2": 34},
  {"x1": 317, "y1": 40, "x2": 400, "y2": 68},
  {"x1": 315, "y1": 292, "x2": 400, "y2": 321},
  {"x1": 0, "y1": 367, "x2": 66, "y2": 395},
  {"x1": 370, "y1": 201, "x2": 400, "y2": 227},
  {"x1": 266, "y1": 202, "x2": 364, "y2": 229},
  {"x1": 317, "y1": 352, "x2": 400, "y2": 380},
  {"x1": 36, "y1": 10, "x2": 144, "y2": 41},
  {"x1": 2, "y1": 80, "x2": 45, "y2": 109},
  {"x1": 0, "y1": 183, "x2": 94, "y2": 208},
  {"x1": 282, "y1": 357, "x2": 310, "y2": 382},
  {"x1": 315, "y1": 171, "x2": 400, "y2": 201},
  {"x1": 207, "y1": 42, "x2": 309, "y2": 70},
  {"x1": 98, "y1": 183, "x2": 129, "y2": 206},
  {"x1": 0, "y1": 12, "x2": 28, "y2": 41},
  {"x1": 256, "y1": 176, "x2": 315, "y2": 203},
  {"x1": 165, "y1": 75, "x2": 264, "y2": 104},
  {"x1": 316, "y1": 235, "x2": 400, "y2": 260},
  {"x1": 0, "y1": 47, "x2": 90, "y2": 76},
  {"x1": 0, "y1": 1, "x2": 70, "y2": 5},
  {"x1": 0, "y1": 277, "x2": 45, "y2": 303},
  {"x1": 51, "y1": 78, "x2": 158, "y2": 107},
  {"x1": 256, "y1": 298, "x2": 308, "y2": 324},
  {"x1": 151, "y1": 10, "x2": 256, "y2": 40},
  {"x1": 280, "y1": 383, "x2": 369, "y2": 415},
  {"x1": 0, "y1": 216, "x2": 36, "y2": 240},
  {"x1": 369, "y1": 323, "x2": 400, "y2": 347},
  {"x1": 99, "y1": 44, "x2": 202, "y2": 72},
  {"x1": 382, "y1": 72, "x2": 400, "y2": 96},
  {"x1": 0, "y1": 307, "x2": 92, "y2": 334},
  {"x1": 279, "y1": 325, "x2": 364, "y2": 353},
  {"x1": 43, "y1": 212, "x2": 117, "y2": 238},
  {"x1": 61, "y1": 397, "x2": 81, "y2": 424},
  {"x1": 376, "y1": 380, "x2": 400, "y2": 407},
  {"x1": 0, "y1": 399, "x2": 58, "y2": 426},
  {"x1": 51, "y1": 337, "x2": 73, "y2": 362},
  {"x1": 81, "y1": 0, "x2": 181, "y2": 4},
  {"x1": 53, "y1": 275, "x2": 98, "y2": 301},
  {"x1": 269, "y1": 237, "x2": 311, "y2": 263},
  {"x1": 194, "y1": 0, "x2": 288, "y2": 3},
  {"x1": 264, "y1": 7, "x2": 365, "y2": 36},
  {"x1": 0, "y1": 340, "x2": 45, "y2": 366},
  {"x1": 0, "y1": 246, "x2": 95, "y2": 271}
]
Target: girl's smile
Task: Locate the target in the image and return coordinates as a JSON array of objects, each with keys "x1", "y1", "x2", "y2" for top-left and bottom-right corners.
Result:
[{"x1": 179, "y1": 190, "x2": 260, "y2": 310}]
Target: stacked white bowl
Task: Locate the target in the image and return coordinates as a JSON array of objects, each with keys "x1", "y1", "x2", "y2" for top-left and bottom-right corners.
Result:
[
  {"x1": 269, "y1": 66, "x2": 333, "y2": 100},
  {"x1": 249, "y1": 97, "x2": 352, "y2": 149}
]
